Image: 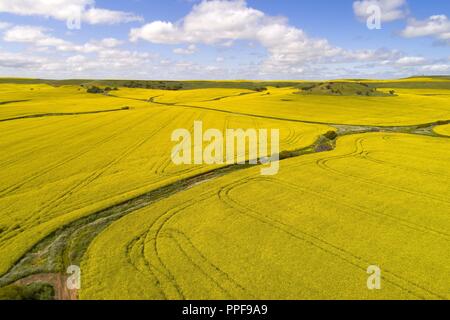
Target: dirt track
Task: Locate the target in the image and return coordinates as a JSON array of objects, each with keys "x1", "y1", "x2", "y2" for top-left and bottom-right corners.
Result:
[{"x1": 15, "y1": 273, "x2": 77, "y2": 300}]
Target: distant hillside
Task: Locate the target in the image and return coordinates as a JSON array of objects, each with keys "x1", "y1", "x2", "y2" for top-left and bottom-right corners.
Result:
[
  {"x1": 369, "y1": 76, "x2": 450, "y2": 89},
  {"x1": 298, "y1": 82, "x2": 395, "y2": 97},
  {"x1": 403, "y1": 75, "x2": 450, "y2": 80},
  {"x1": 0, "y1": 76, "x2": 449, "y2": 90},
  {"x1": 0, "y1": 78, "x2": 310, "y2": 91}
]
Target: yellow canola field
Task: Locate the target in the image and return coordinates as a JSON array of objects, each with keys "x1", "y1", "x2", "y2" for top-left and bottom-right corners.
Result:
[
  {"x1": 80, "y1": 133, "x2": 450, "y2": 300},
  {"x1": 155, "y1": 87, "x2": 450, "y2": 126},
  {"x1": 434, "y1": 124, "x2": 450, "y2": 137},
  {"x1": 0, "y1": 84, "x2": 153, "y2": 120},
  {"x1": 0, "y1": 85, "x2": 331, "y2": 277}
]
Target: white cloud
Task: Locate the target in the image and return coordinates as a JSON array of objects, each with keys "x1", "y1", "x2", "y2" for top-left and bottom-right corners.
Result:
[
  {"x1": 129, "y1": 0, "x2": 418, "y2": 77},
  {"x1": 82, "y1": 8, "x2": 143, "y2": 25},
  {"x1": 0, "y1": 44, "x2": 155, "y2": 78},
  {"x1": 130, "y1": 21, "x2": 183, "y2": 44},
  {"x1": 0, "y1": 0, "x2": 444, "y2": 80},
  {"x1": 94, "y1": 38, "x2": 123, "y2": 48},
  {"x1": 67, "y1": 54, "x2": 87, "y2": 64},
  {"x1": 395, "y1": 56, "x2": 426, "y2": 66},
  {"x1": 173, "y1": 44, "x2": 197, "y2": 55},
  {"x1": 1, "y1": 24, "x2": 154, "y2": 75},
  {"x1": 63, "y1": 48, "x2": 151, "y2": 72},
  {"x1": 344, "y1": 48, "x2": 402, "y2": 62},
  {"x1": 353, "y1": 0, "x2": 407, "y2": 22},
  {"x1": 0, "y1": 51, "x2": 44, "y2": 68},
  {"x1": 419, "y1": 64, "x2": 450, "y2": 73},
  {"x1": 3, "y1": 26, "x2": 124, "y2": 53},
  {"x1": 130, "y1": 0, "x2": 267, "y2": 44},
  {"x1": 0, "y1": 0, "x2": 142, "y2": 25},
  {"x1": 4, "y1": 26, "x2": 70, "y2": 48},
  {"x1": 130, "y1": 0, "x2": 356, "y2": 75},
  {"x1": 0, "y1": 22, "x2": 12, "y2": 30},
  {"x1": 401, "y1": 15, "x2": 450, "y2": 43}
]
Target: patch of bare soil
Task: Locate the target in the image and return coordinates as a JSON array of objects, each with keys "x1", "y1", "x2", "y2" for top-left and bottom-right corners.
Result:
[{"x1": 15, "y1": 273, "x2": 77, "y2": 300}]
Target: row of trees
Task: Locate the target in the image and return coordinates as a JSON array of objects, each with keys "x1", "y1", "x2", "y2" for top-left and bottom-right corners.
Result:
[
  {"x1": 123, "y1": 81, "x2": 184, "y2": 90},
  {"x1": 86, "y1": 86, "x2": 119, "y2": 94}
]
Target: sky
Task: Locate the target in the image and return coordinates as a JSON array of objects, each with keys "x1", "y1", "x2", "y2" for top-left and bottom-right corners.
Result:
[{"x1": 0, "y1": 0, "x2": 449, "y2": 80}]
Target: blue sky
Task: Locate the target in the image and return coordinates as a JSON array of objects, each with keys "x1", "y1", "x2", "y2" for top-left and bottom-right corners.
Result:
[{"x1": 0, "y1": 0, "x2": 449, "y2": 79}]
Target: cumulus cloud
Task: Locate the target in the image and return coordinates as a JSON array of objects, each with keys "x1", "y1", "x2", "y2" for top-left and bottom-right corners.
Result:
[
  {"x1": 130, "y1": 0, "x2": 268, "y2": 44},
  {"x1": 0, "y1": 22, "x2": 12, "y2": 30},
  {"x1": 82, "y1": 8, "x2": 143, "y2": 25},
  {"x1": 94, "y1": 38, "x2": 124, "y2": 48},
  {"x1": 0, "y1": 0, "x2": 142, "y2": 25},
  {"x1": 0, "y1": 51, "x2": 44, "y2": 68},
  {"x1": 395, "y1": 56, "x2": 426, "y2": 66},
  {"x1": 0, "y1": 23, "x2": 158, "y2": 77},
  {"x1": 4, "y1": 26, "x2": 70, "y2": 48},
  {"x1": 343, "y1": 48, "x2": 403, "y2": 62},
  {"x1": 419, "y1": 64, "x2": 450, "y2": 73},
  {"x1": 131, "y1": 0, "x2": 390, "y2": 75},
  {"x1": 0, "y1": 0, "x2": 443, "y2": 79},
  {"x1": 401, "y1": 15, "x2": 450, "y2": 44},
  {"x1": 173, "y1": 44, "x2": 197, "y2": 55},
  {"x1": 3, "y1": 26, "x2": 125, "y2": 53},
  {"x1": 353, "y1": 0, "x2": 407, "y2": 22},
  {"x1": 0, "y1": 44, "x2": 154, "y2": 79},
  {"x1": 128, "y1": 0, "x2": 420, "y2": 77}
]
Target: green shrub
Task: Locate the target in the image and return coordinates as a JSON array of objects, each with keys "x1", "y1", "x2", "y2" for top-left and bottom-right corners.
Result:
[
  {"x1": 86, "y1": 86, "x2": 104, "y2": 94},
  {"x1": 324, "y1": 131, "x2": 338, "y2": 140},
  {"x1": 0, "y1": 283, "x2": 54, "y2": 300},
  {"x1": 254, "y1": 87, "x2": 267, "y2": 92}
]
